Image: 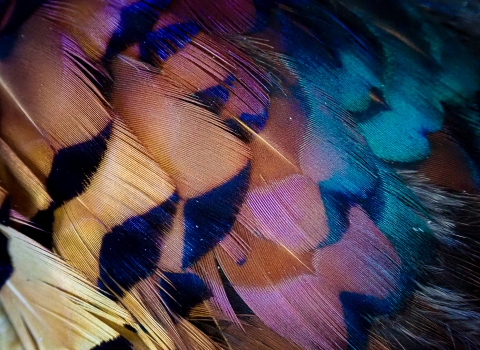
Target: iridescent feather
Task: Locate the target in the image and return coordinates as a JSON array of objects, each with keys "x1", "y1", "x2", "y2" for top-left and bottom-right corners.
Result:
[{"x1": 0, "y1": 0, "x2": 480, "y2": 349}]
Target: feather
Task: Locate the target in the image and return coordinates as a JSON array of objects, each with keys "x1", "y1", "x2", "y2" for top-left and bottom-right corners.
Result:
[
  {"x1": 0, "y1": 303, "x2": 22, "y2": 350},
  {"x1": 0, "y1": 224, "x2": 136, "y2": 350},
  {"x1": 1, "y1": 0, "x2": 480, "y2": 349}
]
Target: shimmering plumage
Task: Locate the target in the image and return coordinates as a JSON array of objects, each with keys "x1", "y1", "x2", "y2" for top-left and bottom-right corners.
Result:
[{"x1": 0, "y1": 0, "x2": 480, "y2": 349}]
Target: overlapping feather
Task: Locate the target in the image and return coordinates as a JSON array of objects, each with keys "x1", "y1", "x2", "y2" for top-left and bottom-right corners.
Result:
[
  {"x1": 0, "y1": 224, "x2": 139, "y2": 350},
  {"x1": 0, "y1": 0, "x2": 479, "y2": 349}
]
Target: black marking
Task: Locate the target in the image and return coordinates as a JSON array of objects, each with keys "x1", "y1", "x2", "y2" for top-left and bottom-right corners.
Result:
[
  {"x1": 20, "y1": 204, "x2": 55, "y2": 250},
  {"x1": 140, "y1": 21, "x2": 200, "y2": 65},
  {"x1": 159, "y1": 272, "x2": 211, "y2": 317},
  {"x1": 182, "y1": 163, "x2": 251, "y2": 268},
  {"x1": 223, "y1": 96, "x2": 268, "y2": 142},
  {"x1": 251, "y1": 0, "x2": 275, "y2": 28},
  {"x1": 293, "y1": 1, "x2": 385, "y2": 71},
  {"x1": 0, "y1": 0, "x2": 46, "y2": 59},
  {"x1": 103, "y1": 0, "x2": 171, "y2": 63},
  {"x1": 91, "y1": 336, "x2": 133, "y2": 350},
  {"x1": 143, "y1": 0, "x2": 172, "y2": 8},
  {"x1": 443, "y1": 100, "x2": 480, "y2": 182},
  {"x1": 239, "y1": 108, "x2": 268, "y2": 133},
  {"x1": 68, "y1": 50, "x2": 113, "y2": 102},
  {"x1": 278, "y1": 10, "x2": 341, "y2": 72},
  {"x1": 123, "y1": 324, "x2": 137, "y2": 333},
  {"x1": 0, "y1": 227, "x2": 12, "y2": 289},
  {"x1": 98, "y1": 194, "x2": 178, "y2": 297},
  {"x1": 318, "y1": 169, "x2": 381, "y2": 248},
  {"x1": 46, "y1": 122, "x2": 112, "y2": 206},
  {"x1": 0, "y1": 0, "x2": 45, "y2": 35},
  {"x1": 218, "y1": 264, "x2": 253, "y2": 315},
  {"x1": 252, "y1": 0, "x2": 327, "y2": 32},
  {"x1": 340, "y1": 0, "x2": 430, "y2": 56},
  {"x1": 0, "y1": 32, "x2": 16, "y2": 59},
  {"x1": 318, "y1": 184, "x2": 351, "y2": 248},
  {"x1": 193, "y1": 75, "x2": 234, "y2": 115},
  {"x1": 224, "y1": 118, "x2": 252, "y2": 143},
  {"x1": 0, "y1": 196, "x2": 10, "y2": 225},
  {"x1": 358, "y1": 177, "x2": 386, "y2": 225},
  {"x1": 341, "y1": 292, "x2": 390, "y2": 350}
]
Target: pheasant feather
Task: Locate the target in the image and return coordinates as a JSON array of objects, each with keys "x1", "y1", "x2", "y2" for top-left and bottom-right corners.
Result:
[{"x1": 0, "y1": 0, "x2": 480, "y2": 349}]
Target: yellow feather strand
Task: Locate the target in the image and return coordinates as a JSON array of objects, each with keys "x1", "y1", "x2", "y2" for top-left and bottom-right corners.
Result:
[
  {"x1": 0, "y1": 303, "x2": 23, "y2": 350},
  {"x1": 0, "y1": 225, "x2": 133, "y2": 350}
]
